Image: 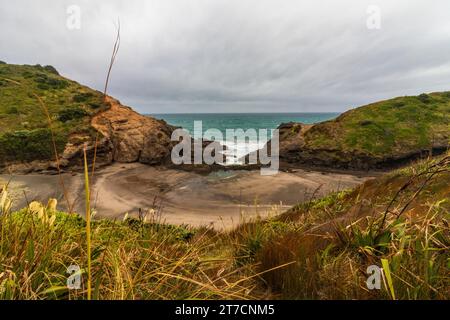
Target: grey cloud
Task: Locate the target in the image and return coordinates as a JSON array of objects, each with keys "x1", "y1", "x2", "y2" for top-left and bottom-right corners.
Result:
[{"x1": 1, "y1": 0, "x2": 450, "y2": 113}]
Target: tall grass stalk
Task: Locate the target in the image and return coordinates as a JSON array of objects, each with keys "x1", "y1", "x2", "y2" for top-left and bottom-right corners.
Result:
[{"x1": 83, "y1": 146, "x2": 92, "y2": 300}]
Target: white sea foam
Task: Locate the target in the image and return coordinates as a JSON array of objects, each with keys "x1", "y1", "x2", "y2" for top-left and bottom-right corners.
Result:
[{"x1": 221, "y1": 139, "x2": 267, "y2": 165}]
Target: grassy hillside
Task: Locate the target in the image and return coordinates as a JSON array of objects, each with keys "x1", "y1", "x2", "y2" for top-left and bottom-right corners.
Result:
[
  {"x1": 0, "y1": 63, "x2": 107, "y2": 163},
  {"x1": 309, "y1": 92, "x2": 450, "y2": 154},
  {"x1": 280, "y1": 92, "x2": 450, "y2": 169},
  {"x1": 0, "y1": 154, "x2": 448, "y2": 299},
  {"x1": 241, "y1": 154, "x2": 449, "y2": 299}
]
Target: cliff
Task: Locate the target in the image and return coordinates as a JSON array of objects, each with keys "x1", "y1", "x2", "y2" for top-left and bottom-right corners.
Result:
[{"x1": 0, "y1": 63, "x2": 175, "y2": 173}]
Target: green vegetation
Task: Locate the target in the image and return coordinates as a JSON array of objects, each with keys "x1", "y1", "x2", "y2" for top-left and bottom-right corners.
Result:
[
  {"x1": 304, "y1": 92, "x2": 450, "y2": 157},
  {"x1": 0, "y1": 128, "x2": 67, "y2": 162},
  {"x1": 0, "y1": 199, "x2": 256, "y2": 299},
  {"x1": 58, "y1": 107, "x2": 88, "y2": 123},
  {"x1": 0, "y1": 154, "x2": 448, "y2": 299},
  {"x1": 0, "y1": 63, "x2": 108, "y2": 163},
  {"x1": 239, "y1": 154, "x2": 450, "y2": 299}
]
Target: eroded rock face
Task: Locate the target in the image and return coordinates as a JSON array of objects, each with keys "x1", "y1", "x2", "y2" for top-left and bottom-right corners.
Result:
[
  {"x1": 1, "y1": 95, "x2": 232, "y2": 174},
  {"x1": 1, "y1": 96, "x2": 177, "y2": 173},
  {"x1": 90, "y1": 96, "x2": 176, "y2": 165}
]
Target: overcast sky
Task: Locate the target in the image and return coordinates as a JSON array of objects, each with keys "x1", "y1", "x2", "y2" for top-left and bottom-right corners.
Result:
[{"x1": 1, "y1": 1, "x2": 450, "y2": 113}]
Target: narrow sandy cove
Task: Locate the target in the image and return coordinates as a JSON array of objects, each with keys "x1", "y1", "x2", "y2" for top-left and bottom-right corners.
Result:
[{"x1": 2, "y1": 163, "x2": 375, "y2": 229}]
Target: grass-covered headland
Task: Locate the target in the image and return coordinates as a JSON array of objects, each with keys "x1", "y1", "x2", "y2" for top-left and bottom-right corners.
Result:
[
  {"x1": 279, "y1": 91, "x2": 450, "y2": 169},
  {"x1": 0, "y1": 63, "x2": 106, "y2": 163},
  {"x1": 0, "y1": 154, "x2": 448, "y2": 300}
]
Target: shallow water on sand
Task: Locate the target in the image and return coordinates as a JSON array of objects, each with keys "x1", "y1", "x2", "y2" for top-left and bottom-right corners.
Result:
[{"x1": 1, "y1": 163, "x2": 374, "y2": 230}]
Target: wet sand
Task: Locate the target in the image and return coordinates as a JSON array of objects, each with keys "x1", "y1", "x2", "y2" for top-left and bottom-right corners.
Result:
[{"x1": 1, "y1": 163, "x2": 375, "y2": 229}]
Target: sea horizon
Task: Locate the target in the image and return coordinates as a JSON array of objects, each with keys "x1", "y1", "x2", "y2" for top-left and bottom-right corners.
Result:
[
  {"x1": 149, "y1": 112, "x2": 339, "y2": 135},
  {"x1": 147, "y1": 111, "x2": 341, "y2": 115},
  {"x1": 150, "y1": 112, "x2": 340, "y2": 164}
]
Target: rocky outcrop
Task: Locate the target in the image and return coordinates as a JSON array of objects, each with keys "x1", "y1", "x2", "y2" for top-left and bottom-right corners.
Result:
[
  {"x1": 0, "y1": 62, "x2": 183, "y2": 173},
  {"x1": 2, "y1": 96, "x2": 232, "y2": 174},
  {"x1": 2, "y1": 97, "x2": 177, "y2": 173},
  {"x1": 276, "y1": 121, "x2": 449, "y2": 171},
  {"x1": 90, "y1": 96, "x2": 176, "y2": 165}
]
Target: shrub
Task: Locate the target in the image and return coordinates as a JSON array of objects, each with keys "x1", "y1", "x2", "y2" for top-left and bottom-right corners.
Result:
[
  {"x1": 73, "y1": 92, "x2": 94, "y2": 103},
  {"x1": 392, "y1": 101, "x2": 405, "y2": 108},
  {"x1": 37, "y1": 83, "x2": 50, "y2": 90},
  {"x1": 34, "y1": 73, "x2": 48, "y2": 83},
  {"x1": 359, "y1": 120, "x2": 373, "y2": 126},
  {"x1": 5, "y1": 106, "x2": 19, "y2": 115},
  {"x1": 43, "y1": 65, "x2": 59, "y2": 75},
  {"x1": 0, "y1": 128, "x2": 66, "y2": 162},
  {"x1": 418, "y1": 93, "x2": 430, "y2": 104},
  {"x1": 88, "y1": 102, "x2": 102, "y2": 109},
  {"x1": 58, "y1": 107, "x2": 88, "y2": 122},
  {"x1": 34, "y1": 73, "x2": 68, "y2": 90},
  {"x1": 21, "y1": 71, "x2": 33, "y2": 78},
  {"x1": 46, "y1": 78, "x2": 68, "y2": 89},
  {"x1": 32, "y1": 64, "x2": 59, "y2": 75}
]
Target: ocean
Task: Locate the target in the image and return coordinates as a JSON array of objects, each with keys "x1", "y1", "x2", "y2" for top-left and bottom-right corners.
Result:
[{"x1": 150, "y1": 113, "x2": 339, "y2": 164}]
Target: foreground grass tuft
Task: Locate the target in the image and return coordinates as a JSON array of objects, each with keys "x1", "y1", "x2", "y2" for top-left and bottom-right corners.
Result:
[
  {"x1": 0, "y1": 195, "x2": 260, "y2": 299},
  {"x1": 0, "y1": 155, "x2": 448, "y2": 300},
  {"x1": 233, "y1": 154, "x2": 450, "y2": 299}
]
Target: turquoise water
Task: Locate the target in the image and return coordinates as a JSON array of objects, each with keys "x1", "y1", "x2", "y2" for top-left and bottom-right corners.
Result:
[
  {"x1": 150, "y1": 113, "x2": 339, "y2": 139},
  {"x1": 149, "y1": 113, "x2": 339, "y2": 164}
]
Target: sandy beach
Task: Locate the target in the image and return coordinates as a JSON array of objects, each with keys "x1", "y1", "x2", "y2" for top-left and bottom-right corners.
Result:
[{"x1": 2, "y1": 163, "x2": 375, "y2": 229}]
